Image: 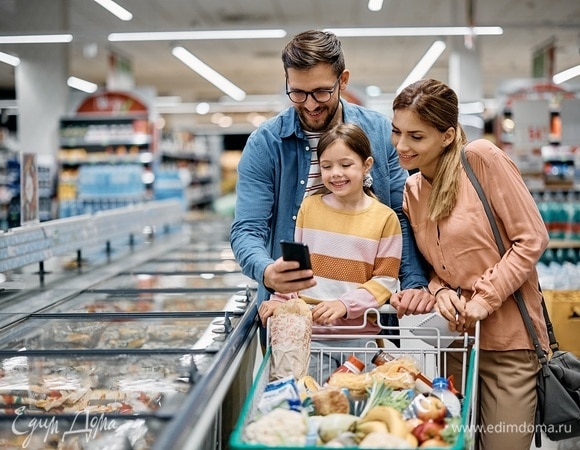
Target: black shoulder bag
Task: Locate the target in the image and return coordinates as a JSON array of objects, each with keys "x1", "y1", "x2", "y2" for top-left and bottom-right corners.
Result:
[{"x1": 461, "y1": 148, "x2": 580, "y2": 445}]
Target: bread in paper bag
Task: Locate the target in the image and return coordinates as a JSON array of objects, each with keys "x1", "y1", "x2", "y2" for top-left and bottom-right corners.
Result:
[{"x1": 269, "y1": 298, "x2": 312, "y2": 381}]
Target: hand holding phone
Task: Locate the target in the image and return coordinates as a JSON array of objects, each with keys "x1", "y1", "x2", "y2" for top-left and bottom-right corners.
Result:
[{"x1": 280, "y1": 240, "x2": 312, "y2": 271}]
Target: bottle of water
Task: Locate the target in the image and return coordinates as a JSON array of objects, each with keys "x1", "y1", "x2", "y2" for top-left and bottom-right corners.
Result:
[{"x1": 431, "y1": 377, "x2": 462, "y2": 417}]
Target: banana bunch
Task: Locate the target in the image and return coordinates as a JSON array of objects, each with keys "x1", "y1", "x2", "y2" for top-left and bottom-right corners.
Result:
[{"x1": 354, "y1": 405, "x2": 418, "y2": 447}]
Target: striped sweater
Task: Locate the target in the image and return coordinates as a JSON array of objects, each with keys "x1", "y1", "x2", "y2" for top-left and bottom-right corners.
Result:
[{"x1": 295, "y1": 194, "x2": 402, "y2": 333}]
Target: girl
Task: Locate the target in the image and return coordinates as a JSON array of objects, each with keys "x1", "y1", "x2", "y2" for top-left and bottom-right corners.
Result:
[{"x1": 259, "y1": 122, "x2": 402, "y2": 337}]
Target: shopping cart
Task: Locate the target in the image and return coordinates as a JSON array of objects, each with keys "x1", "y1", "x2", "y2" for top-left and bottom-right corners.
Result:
[{"x1": 230, "y1": 306, "x2": 480, "y2": 450}]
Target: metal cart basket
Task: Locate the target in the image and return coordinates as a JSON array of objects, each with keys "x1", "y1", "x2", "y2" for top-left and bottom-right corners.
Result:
[{"x1": 230, "y1": 308, "x2": 480, "y2": 450}]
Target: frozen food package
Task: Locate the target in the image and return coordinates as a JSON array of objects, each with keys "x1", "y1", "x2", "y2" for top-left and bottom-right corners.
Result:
[{"x1": 269, "y1": 298, "x2": 312, "y2": 381}]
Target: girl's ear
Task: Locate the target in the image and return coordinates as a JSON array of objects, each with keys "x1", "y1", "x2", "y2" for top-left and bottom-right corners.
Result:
[{"x1": 364, "y1": 156, "x2": 374, "y2": 172}]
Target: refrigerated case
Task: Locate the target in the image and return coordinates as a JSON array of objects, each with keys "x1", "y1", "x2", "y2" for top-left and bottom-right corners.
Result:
[{"x1": 0, "y1": 202, "x2": 259, "y2": 449}]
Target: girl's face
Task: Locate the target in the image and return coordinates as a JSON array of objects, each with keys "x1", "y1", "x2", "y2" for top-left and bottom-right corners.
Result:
[
  {"x1": 319, "y1": 140, "x2": 372, "y2": 201},
  {"x1": 391, "y1": 109, "x2": 454, "y2": 181}
]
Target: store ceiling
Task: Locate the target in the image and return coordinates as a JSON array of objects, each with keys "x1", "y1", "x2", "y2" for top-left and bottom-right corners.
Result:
[{"x1": 0, "y1": 0, "x2": 579, "y2": 126}]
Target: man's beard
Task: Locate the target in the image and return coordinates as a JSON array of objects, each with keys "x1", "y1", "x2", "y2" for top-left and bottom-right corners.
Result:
[{"x1": 298, "y1": 99, "x2": 341, "y2": 132}]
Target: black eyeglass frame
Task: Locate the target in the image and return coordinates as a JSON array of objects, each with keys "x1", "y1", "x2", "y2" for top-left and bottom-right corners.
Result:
[{"x1": 285, "y1": 75, "x2": 341, "y2": 104}]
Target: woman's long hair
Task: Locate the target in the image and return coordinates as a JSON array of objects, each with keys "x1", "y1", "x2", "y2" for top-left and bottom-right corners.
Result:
[{"x1": 392, "y1": 79, "x2": 468, "y2": 221}]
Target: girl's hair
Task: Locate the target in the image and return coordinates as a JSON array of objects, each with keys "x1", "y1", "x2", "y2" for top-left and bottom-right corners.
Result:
[
  {"x1": 282, "y1": 30, "x2": 345, "y2": 78},
  {"x1": 392, "y1": 79, "x2": 468, "y2": 221},
  {"x1": 317, "y1": 123, "x2": 376, "y2": 198}
]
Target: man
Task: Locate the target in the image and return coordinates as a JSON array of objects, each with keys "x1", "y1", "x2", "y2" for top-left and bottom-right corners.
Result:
[{"x1": 230, "y1": 30, "x2": 432, "y2": 322}]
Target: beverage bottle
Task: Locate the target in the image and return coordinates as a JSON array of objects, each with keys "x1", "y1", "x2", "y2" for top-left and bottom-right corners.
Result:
[{"x1": 431, "y1": 377, "x2": 462, "y2": 417}]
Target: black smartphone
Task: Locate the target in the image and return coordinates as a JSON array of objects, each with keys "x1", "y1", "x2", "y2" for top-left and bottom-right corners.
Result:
[{"x1": 280, "y1": 240, "x2": 312, "y2": 271}]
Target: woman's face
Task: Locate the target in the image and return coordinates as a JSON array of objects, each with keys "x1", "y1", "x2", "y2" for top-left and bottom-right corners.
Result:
[{"x1": 391, "y1": 108, "x2": 452, "y2": 181}]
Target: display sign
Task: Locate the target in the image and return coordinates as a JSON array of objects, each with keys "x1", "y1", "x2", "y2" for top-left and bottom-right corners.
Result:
[
  {"x1": 20, "y1": 153, "x2": 39, "y2": 225},
  {"x1": 513, "y1": 100, "x2": 551, "y2": 150}
]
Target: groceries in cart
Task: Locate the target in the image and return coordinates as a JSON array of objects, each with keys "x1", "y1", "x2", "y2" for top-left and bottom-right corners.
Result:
[{"x1": 241, "y1": 346, "x2": 465, "y2": 448}]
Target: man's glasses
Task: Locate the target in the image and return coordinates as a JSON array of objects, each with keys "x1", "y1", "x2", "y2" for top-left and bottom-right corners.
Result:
[{"x1": 285, "y1": 76, "x2": 341, "y2": 104}]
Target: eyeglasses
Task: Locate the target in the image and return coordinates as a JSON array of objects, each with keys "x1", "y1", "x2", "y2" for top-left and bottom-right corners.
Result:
[{"x1": 285, "y1": 76, "x2": 341, "y2": 104}]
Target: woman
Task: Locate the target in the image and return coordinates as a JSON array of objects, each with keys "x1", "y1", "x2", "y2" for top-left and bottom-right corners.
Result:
[{"x1": 389, "y1": 79, "x2": 549, "y2": 450}]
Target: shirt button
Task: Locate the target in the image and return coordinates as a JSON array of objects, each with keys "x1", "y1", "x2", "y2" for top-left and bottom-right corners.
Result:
[
  {"x1": 292, "y1": 215, "x2": 297, "y2": 221},
  {"x1": 300, "y1": 180, "x2": 305, "y2": 185},
  {"x1": 305, "y1": 146, "x2": 310, "y2": 151}
]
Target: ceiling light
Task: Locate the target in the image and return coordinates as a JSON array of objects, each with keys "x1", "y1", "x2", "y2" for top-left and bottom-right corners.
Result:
[
  {"x1": 0, "y1": 51, "x2": 20, "y2": 66},
  {"x1": 93, "y1": 0, "x2": 133, "y2": 21},
  {"x1": 553, "y1": 64, "x2": 580, "y2": 85},
  {"x1": 154, "y1": 96, "x2": 182, "y2": 106},
  {"x1": 397, "y1": 40, "x2": 447, "y2": 94},
  {"x1": 67, "y1": 76, "x2": 98, "y2": 93},
  {"x1": 109, "y1": 29, "x2": 286, "y2": 42},
  {"x1": 365, "y1": 85, "x2": 382, "y2": 97},
  {"x1": 0, "y1": 34, "x2": 73, "y2": 44},
  {"x1": 172, "y1": 46, "x2": 246, "y2": 101},
  {"x1": 368, "y1": 0, "x2": 384, "y2": 11},
  {"x1": 196, "y1": 102, "x2": 210, "y2": 115},
  {"x1": 326, "y1": 27, "x2": 503, "y2": 37}
]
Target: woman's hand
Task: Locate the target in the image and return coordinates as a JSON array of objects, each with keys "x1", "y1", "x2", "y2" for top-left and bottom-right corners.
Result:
[{"x1": 311, "y1": 300, "x2": 347, "y2": 325}]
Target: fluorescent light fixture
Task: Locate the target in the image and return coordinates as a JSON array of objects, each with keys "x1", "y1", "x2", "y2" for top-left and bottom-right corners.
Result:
[
  {"x1": 397, "y1": 40, "x2": 447, "y2": 94},
  {"x1": 94, "y1": 0, "x2": 133, "y2": 21},
  {"x1": 67, "y1": 76, "x2": 98, "y2": 93},
  {"x1": 154, "y1": 96, "x2": 182, "y2": 106},
  {"x1": 326, "y1": 27, "x2": 503, "y2": 37},
  {"x1": 109, "y1": 29, "x2": 286, "y2": 42},
  {"x1": 0, "y1": 51, "x2": 20, "y2": 66},
  {"x1": 172, "y1": 46, "x2": 246, "y2": 101},
  {"x1": 553, "y1": 65, "x2": 580, "y2": 85},
  {"x1": 0, "y1": 34, "x2": 73, "y2": 44},
  {"x1": 368, "y1": 0, "x2": 384, "y2": 11}
]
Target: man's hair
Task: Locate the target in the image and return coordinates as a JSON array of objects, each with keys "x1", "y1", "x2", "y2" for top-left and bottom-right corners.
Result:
[{"x1": 281, "y1": 30, "x2": 345, "y2": 77}]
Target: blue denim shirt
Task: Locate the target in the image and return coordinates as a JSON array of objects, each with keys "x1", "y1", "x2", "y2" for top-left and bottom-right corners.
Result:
[{"x1": 230, "y1": 100, "x2": 428, "y2": 302}]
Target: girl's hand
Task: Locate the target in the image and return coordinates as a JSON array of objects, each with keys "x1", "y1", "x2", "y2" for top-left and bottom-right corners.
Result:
[{"x1": 311, "y1": 300, "x2": 347, "y2": 325}]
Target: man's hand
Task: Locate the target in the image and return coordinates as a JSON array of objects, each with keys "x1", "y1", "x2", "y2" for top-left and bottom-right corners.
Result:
[
  {"x1": 258, "y1": 300, "x2": 285, "y2": 327},
  {"x1": 263, "y1": 257, "x2": 316, "y2": 294},
  {"x1": 390, "y1": 288, "x2": 436, "y2": 319}
]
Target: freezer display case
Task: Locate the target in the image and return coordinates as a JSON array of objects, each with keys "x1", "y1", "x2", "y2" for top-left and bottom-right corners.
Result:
[
  {"x1": 47, "y1": 289, "x2": 251, "y2": 314},
  {"x1": 0, "y1": 208, "x2": 259, "y2": 449},
  {"x1": 88, "y1": 272, "x2": 256, "y2": 292}
]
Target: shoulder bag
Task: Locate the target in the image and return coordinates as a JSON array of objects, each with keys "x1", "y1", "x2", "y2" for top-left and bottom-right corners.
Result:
[{"x1": 461, "y1": 148, "x2": 580, "y2": 445}]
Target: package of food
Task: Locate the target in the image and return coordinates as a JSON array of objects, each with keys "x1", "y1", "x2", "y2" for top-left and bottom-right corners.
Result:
[{"x1": 269, "y1": 298, "x2": 312, "y2": 381}]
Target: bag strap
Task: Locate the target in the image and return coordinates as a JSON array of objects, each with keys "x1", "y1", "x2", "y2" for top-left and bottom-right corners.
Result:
[{"x1": 460, "y1": 149, "x2": 555, "y2": 363}]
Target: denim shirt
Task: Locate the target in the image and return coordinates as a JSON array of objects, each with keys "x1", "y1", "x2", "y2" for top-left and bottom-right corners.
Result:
[{"x1": 230, "y1": 99, "x2": 428, "y2": 302}]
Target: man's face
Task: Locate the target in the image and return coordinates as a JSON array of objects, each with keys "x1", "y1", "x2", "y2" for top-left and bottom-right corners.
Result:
[{"x1": 286, "y1": 65, "x2": 346, "y2": 132}]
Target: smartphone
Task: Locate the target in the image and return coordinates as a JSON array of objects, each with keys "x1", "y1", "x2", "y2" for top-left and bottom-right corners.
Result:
[{"x1": 280, "y1": 240, "x2": 312, "y2": 271}]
